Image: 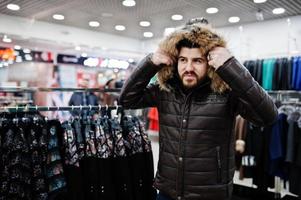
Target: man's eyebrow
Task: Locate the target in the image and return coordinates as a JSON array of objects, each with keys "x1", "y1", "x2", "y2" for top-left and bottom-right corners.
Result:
[{"x1": 193, "y1": 57, "x2": 205, "y2": 60}]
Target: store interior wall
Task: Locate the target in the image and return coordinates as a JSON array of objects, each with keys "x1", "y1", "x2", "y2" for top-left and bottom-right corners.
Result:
[{"x1": 143, "y1": 15, "x2": 301, "y2": 61}]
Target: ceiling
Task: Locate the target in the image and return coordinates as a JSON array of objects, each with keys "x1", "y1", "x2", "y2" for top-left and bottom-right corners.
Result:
[{"x1": 0, "y1": 0, "x2": 301, "y2": 40}]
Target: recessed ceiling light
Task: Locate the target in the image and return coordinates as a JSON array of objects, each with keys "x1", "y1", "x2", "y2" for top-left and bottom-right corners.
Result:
[
  {"x1": 7, "y1": 3, "x2": 20, "y2": 11},
  {"x1": 253, "y1": 0, "x2": 267, "y2": 3},
  {"x1": 2, "y1": 35, "x2": 12, "y2": 43},
  {"x1": 115, "y1": 25, "x2": 126, "y2": 31},
  {"x1": 81, "y1": 53, "x2": 88, "y2": 57},
  {"x1": 171, "y1": 14, "x2": 183, "y2": 21},
  {"x1": 139, "y1": 21, "x2": 151, "y2": 27},
  {"x1": 89, "y1": 21, "x2": 100, "y2": 27},
  {"x1": 228, "y1": 16, "x2": 240, "y2": 23},
  {"x1": 164, "y1": 27, "x2": 175, "y2": 36},
  {"x1": 128, "y1": 58, "x2": 134, "y2": 63},
  {"x1": 14, "y1": 45, "x2": 21, "y2": 50},
  {"x1": 52, "y1": 14, "x2": 65, "y2": 20},
  {"x1": 3, "y1": 38, "x2": 12, "y2": 43},
  {"x1": 75, "y1": 46, "x2": 81, "y2": 51},
  {"x1": 272, "y1": 8, "x2": 285, "y2": 14},
  {"x1": 206, "y1": 7, "x2": 219, "y2": 14},
  {"x1": 143, "y1": 32, "x2": 153, "y2": 38},
  {"x1": 122, "y1": 0, "x2": 136, "y2": 7}
]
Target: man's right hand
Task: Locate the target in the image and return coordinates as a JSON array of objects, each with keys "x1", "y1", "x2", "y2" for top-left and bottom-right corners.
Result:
[{"x1": 151, "y1": 49, "x2": 173, "y2": 67}]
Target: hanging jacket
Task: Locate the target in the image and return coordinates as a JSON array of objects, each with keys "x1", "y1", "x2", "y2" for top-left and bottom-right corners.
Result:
[
  {"x1": 254, "y1": 59, "x2": 263, "y2": 86},
  {"x1": 291, "y1": 57, "x2": 299, "y2": 90},
  {"x1": 262, "y1": 59, "x2": 276, "y2": 91},
  {"x1": 295, "y1": 57, "x2": 301, "y2": 90}
]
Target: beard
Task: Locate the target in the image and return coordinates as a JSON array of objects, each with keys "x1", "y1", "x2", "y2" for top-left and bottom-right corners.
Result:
[{"x1": 181, "y1": 72, "x2": 199, "y2": 89}]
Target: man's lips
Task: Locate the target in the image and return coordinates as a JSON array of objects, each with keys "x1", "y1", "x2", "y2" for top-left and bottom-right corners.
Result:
[{"x1": 183, "y1": 73, "x2": 196, "y2": 79}]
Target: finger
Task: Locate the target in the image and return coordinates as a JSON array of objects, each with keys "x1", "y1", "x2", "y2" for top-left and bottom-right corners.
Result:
[
  {"x1": 167, "y1": 57, "x2": 173, "y2": 65},
  {"x1": 208, "y1": 60, "x2": 214, "y2": 66}
]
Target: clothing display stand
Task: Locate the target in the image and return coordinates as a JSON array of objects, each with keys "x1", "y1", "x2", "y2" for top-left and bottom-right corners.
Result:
[
  {"x1": 0, "y1": 104, "x2": 122, "y2": 113},
  {"x1": 233, "y1": 93, "x2": 301, "y2": 200},
  {"x1": 0, "y1": 87, "x2": 121, "y2": 93}
]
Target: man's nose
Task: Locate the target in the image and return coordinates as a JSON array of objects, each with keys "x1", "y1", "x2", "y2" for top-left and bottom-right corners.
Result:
[{"x1": 185, "y1": 61, "x2": 194, "y2": 71}]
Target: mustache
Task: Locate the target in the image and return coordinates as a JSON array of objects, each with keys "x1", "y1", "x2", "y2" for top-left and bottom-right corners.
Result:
[{"x1": 183, "y1": 72, "x2": 197, "y2": 76}]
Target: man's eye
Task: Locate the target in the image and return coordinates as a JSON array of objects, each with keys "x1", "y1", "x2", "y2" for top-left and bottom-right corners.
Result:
[{"x1": 179, "y1": 58, "x2": 185, "y2": 62}]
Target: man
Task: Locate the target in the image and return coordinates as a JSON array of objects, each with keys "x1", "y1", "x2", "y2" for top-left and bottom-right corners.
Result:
[
  {"x1": 119, "y1": 19, "x2": 278, "y2": 200},
  {"x1": 69, "y1": 76, "x2": 98, "y2": 116}
]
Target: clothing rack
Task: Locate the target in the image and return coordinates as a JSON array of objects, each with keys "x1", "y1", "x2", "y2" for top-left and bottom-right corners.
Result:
[
  {"x1": 0, "y1": 87, "x2": 121, "y2": 93},
  {"x1": 0, "y1": 105, "x2": 122, "y2": 113}
]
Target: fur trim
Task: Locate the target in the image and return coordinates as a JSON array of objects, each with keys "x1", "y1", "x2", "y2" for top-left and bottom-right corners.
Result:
[{"x1": 157, "y1": 25, "x2": 230, "y2": 93}]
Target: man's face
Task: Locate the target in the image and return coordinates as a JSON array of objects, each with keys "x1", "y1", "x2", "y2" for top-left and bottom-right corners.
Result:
[
  {"x1": 79, "y1": 78, "x2": 89, "y2": 88},
  {"x1": 177, "y1": 47, "x2": 208, "y2": 89}
]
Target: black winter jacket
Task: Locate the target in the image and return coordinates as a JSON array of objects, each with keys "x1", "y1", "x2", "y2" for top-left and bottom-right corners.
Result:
[{"x1": 119, "y1": 55, "x2": 278, "y2": 200}]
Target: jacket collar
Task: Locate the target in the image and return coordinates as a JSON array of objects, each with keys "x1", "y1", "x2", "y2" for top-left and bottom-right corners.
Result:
[{"x1": 167, "y1": 75, "x2": 211, "y2": 96}]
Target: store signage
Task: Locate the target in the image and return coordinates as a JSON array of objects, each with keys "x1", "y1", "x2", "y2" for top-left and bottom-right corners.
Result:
[
  {"x1": 57, "y1": 54, "x2": 129, "y2": 69},
  {"x1": 58, "y1": 54, "x2": 81, "y2": 64},
  {"x1": 0, "y1": 48, "x2": 15, "y2": 61},
  {"x1": 100, "y1": 58, "x2": 129, "y2": 69},
  {"x1": 0, "y1": 47, "x2": 53, "y2": 63},
  {"x1": 32, "y1": 51, "x2": 53, "y2": 63},
  {"x1": 83, "y1": 57, "x2": 100, "y2": 67}
]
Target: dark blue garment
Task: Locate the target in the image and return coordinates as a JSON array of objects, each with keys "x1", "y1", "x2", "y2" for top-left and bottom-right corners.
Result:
[
  {"x1": 157, "y1": 192, "x2": 174, "y2": 200},
  {"x1": 68, "y1": 92, "x2": 98, "y2": 116},
  {"x1": 269, "y1": 113, "x2": 288, "y2": 179},
  {"x1": 296, "y1": 57, "x2": 301, "y2": 90},
  {"x1": 291, "y1": 57, "x2": 299, "y2": 90}
]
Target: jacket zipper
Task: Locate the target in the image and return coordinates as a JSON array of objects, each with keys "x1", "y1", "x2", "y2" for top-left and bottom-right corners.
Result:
[
  {"x1": 177, "y1": 92, "x2": 192, "y2": 198},
  {"x1": 216, "y1": 146, "x2": 222, "y2": 183}
]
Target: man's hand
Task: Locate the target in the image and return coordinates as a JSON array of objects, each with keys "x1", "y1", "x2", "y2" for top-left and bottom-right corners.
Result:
[
  {"x1": 207, "y1": 47, "x2": 232, "y2": 70},
  {"x1": 151, "y1": 49, "x2": 173, "y2": 67}
]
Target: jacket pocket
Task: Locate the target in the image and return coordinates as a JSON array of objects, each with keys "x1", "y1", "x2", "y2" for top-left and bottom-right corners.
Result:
[{"x1": 216, "y1": 146, "x2": 222, "y2": 183}]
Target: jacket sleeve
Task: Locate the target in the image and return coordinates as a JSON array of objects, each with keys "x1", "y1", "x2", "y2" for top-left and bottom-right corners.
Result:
[
  {"x1": 216, "y1": 57, "x2": 278, "y2": 126},
  {"x1": 119, "y1": 54, "x2": 161, "y2": 109}
]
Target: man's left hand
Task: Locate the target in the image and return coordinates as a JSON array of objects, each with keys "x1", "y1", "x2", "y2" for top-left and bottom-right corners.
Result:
[{"x1": 207, "y1": 47, "x2": 232, "y2": 70}]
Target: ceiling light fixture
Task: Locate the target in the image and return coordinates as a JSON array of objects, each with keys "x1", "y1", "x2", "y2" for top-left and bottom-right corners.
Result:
[
  {"x1": 139, "y1": 21, "x2": 151, "y2": 27},
  {"x1": 171, "y1": 14, "x2": 183, "y2": 21},
  {"x1": 23, "y1": 49, "x2": 31, "y2": 54},
  {"x1": 7, "y1": 3, "x2": 20, "y2": 11},
  {"x1": 253, "y1": 0, "x2": 267, "y2": 3},
  {"x1": 272, "y1": 8, "x2": 285, "y2": 14},
  {"x1": 89, "y1": 21, "x2": 100, "y2": 27},
  {"x1": 206, "y1": 7, "x2": 219, "y2": 14},
  {"x1": 75, "y1": 46, "x2": 81, "y2": 51},
  {"x1": 228, "y1": 16, "x2": 240, "y2": 23},
  {"x1": 14, "y1": 45, "x2": 21, "y2": 50},
  {"x1": 164, "y1": 27, "x2": 175, "y2": 36},
  {"x1": 115, "y1": 25, "x2": 126, "y2": 31},
  {"x1": 2, "y1": 35, "x2": 12, "y2": 43},
  {"x1": 81, "y1": 53, "x2": 88, "y2": 57},
  {"x1": 122, "y1": 0, "x2": 136, "y2": 7},
  {"x1": 52, "y1": 14, "x2": 65, "y2": 20},
  {"x1": 143, "y1": 32, "x2": 153, "y2": 38},
  {"x1": 128, "y1": 58, "x2": 134, "y2": 63}
]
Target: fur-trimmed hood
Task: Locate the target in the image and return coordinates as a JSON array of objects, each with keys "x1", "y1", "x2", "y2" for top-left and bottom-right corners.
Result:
[{"x1": 157, "y1": 24, "x2": 230, "y2": 93}]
